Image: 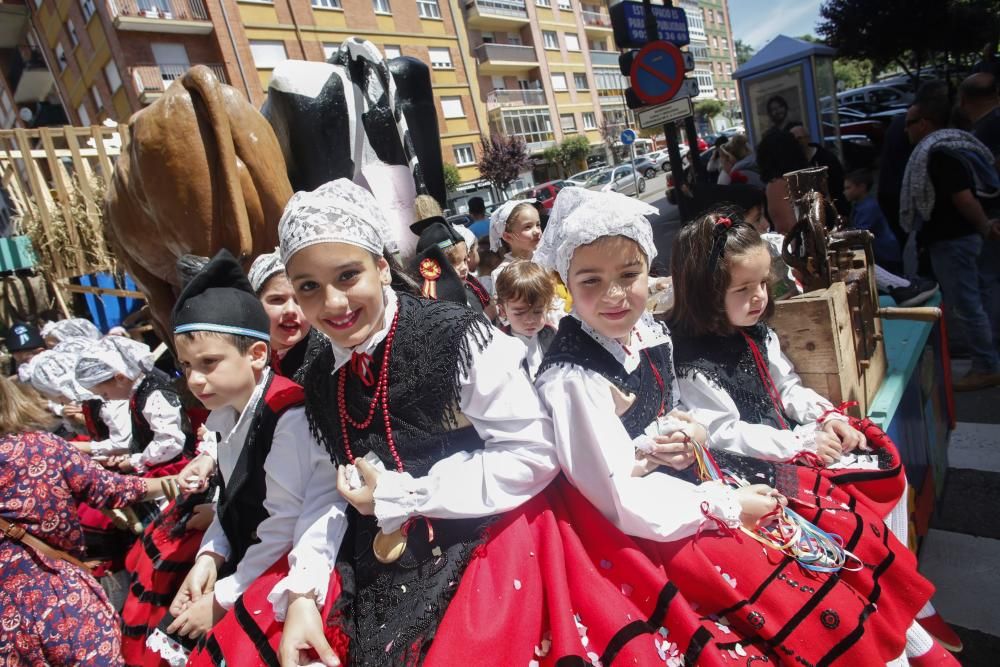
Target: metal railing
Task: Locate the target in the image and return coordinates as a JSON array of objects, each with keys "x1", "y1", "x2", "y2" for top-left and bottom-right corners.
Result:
[
  {"x1": 108, "y1": 0, "x2": 209, "y2": 21},
  {"x1": 486, "y1": 88, "x2": 547, "y2": 109},
  {"x1": 466, "y1": 0, "x2": 528, "y2": 19},
  {"x1": 581, "y1": 9, "x2": 610, "y2": 27},
  {"x1": 131, "y1": 63, "x2": 225, "y2": 95},
  {"x1": 474, "y1": 43, "x2": 538, "y2": 64}
]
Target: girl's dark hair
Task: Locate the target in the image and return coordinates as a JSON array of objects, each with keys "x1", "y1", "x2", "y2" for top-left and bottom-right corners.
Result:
[
  {"x1": 755, "y1": 130, "x2": 808, "y2": 182},
  {"x1": 382, "y1": 249, "x2": 421, "y2": 295},
  {"x1": 670, "y1": 207, "x2": 775, "y2": 337}
]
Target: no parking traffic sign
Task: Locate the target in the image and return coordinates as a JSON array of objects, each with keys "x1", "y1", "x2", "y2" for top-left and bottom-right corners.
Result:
[{"x1": 629, "y1": 40, "x2": 686, "y2": 106}]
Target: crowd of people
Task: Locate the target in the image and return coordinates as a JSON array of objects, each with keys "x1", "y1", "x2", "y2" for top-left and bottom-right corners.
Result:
[{"x1": 4, "y1": 68, "x2": 999, "y2": 667}]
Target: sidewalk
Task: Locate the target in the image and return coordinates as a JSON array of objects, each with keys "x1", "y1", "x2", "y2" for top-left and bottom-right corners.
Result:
[{"x1": 918, "y1": 359, "x2": 1000, "y2": 666}]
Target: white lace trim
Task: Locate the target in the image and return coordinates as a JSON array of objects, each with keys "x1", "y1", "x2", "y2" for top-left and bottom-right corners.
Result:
[{"x1": 145, "y1": 628, "x2": 189, "y2": 667}]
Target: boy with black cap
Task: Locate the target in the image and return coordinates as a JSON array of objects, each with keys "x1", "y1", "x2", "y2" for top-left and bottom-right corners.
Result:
[
  {"x1": 411, "y1": 217, "x2": 493, "y2": 315},
  {"x1": 157, "y1": 249, "x2": 344, "y2": 660},
  {"x1": 5, "y1": 321, "x2": 45, "y2": 373}
]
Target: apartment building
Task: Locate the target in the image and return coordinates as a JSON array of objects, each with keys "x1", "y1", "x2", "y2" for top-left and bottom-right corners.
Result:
[{"x1": 682, "y1": 0, "x2": 739, "y2": 129}]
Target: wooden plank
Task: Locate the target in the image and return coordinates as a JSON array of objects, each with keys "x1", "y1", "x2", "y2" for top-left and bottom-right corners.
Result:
[
  {"x1": 0, "y1": 148, "x2": 107, "y2": 159},
  {"x1": 13, "y1": 129, "x2": 67, "y2": 279},
  {"x1": 770, "y1": 288, "x2": 842, "y2": 374},
  {"x1": 61, "y1": 282, "x2": 145, "y2": 299},
  {"x1": 39, "y1": 130, "x2": 87, "y2": 272},
  {"x1": 63, "y1": 127, "x2": 102, "y2": 259},
  {"x1": 90, "y1": 125, "x2": 116, "y2": 179}
]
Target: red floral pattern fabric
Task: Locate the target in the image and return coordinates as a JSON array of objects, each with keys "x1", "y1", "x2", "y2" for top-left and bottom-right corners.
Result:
[{"x1": 0, "y1": 431, "x2": 148, "y2": 666}]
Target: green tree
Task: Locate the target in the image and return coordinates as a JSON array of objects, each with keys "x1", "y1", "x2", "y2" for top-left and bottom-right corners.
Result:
[
  {"x1": 734, "y1": 39, "x2": 755, "y2": 66},
  {"x1": 478, "y1": 134, "x2": 533, "y2": 197},
  {"x1": 695, "y1": 98, "x2": 725, "y2": 124},
  {"x1": 442, "y1": 163, "x2": 461, "y2": 194},
  {"x1": 798, "y1": 34, "x2": 873, "y2": 90},
  {"x1": 544, "y1": 135, "x2": 594, "y2": 177}
]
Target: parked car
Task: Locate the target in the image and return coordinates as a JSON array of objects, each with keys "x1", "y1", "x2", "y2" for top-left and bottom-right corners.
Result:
[
  {"x1": 587, "y1": 165, "x2": 646, "y2": 196},
  {"x1": 644, "y1": 150, "x2": 670, "y2": 172},
  {"x1": 513, "y1": 180, "x2": 569, "y2": 209},
  {"x1": 566, "y1": 167, "x2": 605, "y2": 187},
  {"x1": 446, "y1": 213, "x2": 472, "y2": 228},
  {"x1": 628, "y1": 156, "x2": 659, "y2": 178},
  {"x1": 836, "y1": 84, "x2": 912, "y2": 114}
]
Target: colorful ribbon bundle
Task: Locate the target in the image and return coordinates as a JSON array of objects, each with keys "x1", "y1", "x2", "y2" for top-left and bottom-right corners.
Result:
[{"x1": 687, "y1": 431, "x2": 861, "y2": 573}]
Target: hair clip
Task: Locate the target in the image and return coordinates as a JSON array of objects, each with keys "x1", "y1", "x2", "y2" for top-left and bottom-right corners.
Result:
[{"x1": 715, "y1": 216, "x2": 733, "y2": 230}]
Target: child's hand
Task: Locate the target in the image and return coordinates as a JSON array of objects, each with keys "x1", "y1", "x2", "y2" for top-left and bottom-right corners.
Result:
[
  {"x1": 106, "y1": 455, "x2": 133, "y2": 472},
  {"x1": 645, "y1": 435, "x2": 695, "y2": 471},
  {"x1": 735, "y1": 484, "x2": 785, "y2": 529},
  {"x1": 335, "y1": 459, "x2": 380, "y2": 516},
  {"x1": 63, "y1": 404, "x2": 86, "y2": 427},
  {"x1": 166, "y1": 593, "x2": 226, "y2": 639},
  {"x1": 178, "y1": 454, "x2": 216, "y2": 494},
  {"x1": 813, "y1": 432, "x2": 844, "y2": 465},
  {"x1": 822, "y1": 420, "x2": 866, "y2": 454},
  {"x1": 169, "y1": 553, "x2": 220, "y2": 617},
  {"x1": 185, "y1": 503, "x2": 216, "y2": 532},
  {"x1": 72, "y1": 441, "x2": 93, "y2": 455},
  {"x1": 279, "y1": 595, "x2": 341, "y2": 666}
]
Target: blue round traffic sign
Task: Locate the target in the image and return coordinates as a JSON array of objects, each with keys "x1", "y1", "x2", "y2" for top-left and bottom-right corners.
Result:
[
  {"x1": 629, "y1": 40, "x2": 686, "y2": 106},
  {"x1": 620, "y1": 129, "x2": 636, "y2": 145}
]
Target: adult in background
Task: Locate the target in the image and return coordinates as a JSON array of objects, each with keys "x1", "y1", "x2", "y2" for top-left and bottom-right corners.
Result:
[
  {"x1": 755, "y1": 129, "x2": 808, "y2": 234},
  {"x1": 467, "y1": 196, "x2": 489, "y2": 240},
  {"x1": 789, "y1": 122, "x2": 850, "y2": 218},
  {"x1": 900, "y1": 93, "x2": 1000, "y2": 391},
  {"x1": 960, "y1": 72, "x2": 1000, "y2": 341}
]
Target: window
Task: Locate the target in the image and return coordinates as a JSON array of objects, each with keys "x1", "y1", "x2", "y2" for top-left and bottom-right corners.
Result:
[
  {"x1": 104, "y1": 61, "x2": 122, "y2": 93},
  {"x1": 453, "y1": 143, "x2": 475, "y2": 166},
  {"x1": 441, "y1": 96, "x2": 464, "y2": 118},
  {"x1": 724, "y1": 63, "x2": 732, "y2": 76},
  {"x1": 560, "y1": 113, "x2": 576, "y2": 131},
  {"x1": 719, "y1": 88, "x2": 727, "y2": 100},
  {"x1": 383, "y1": 45, "x2": 401, "y2": 59},
  {"x1": 77, "y1": 102, "x2": 90, "y2": 126},
  {"x1": 249, "y1": 41, "x2": 287, "y2": 68},
  {"x1": 564, "y1": 34, "x2": 580, "y2": 51},
  {"x1": 312, "y1": 0, "x2": 341, "y2": 8},
  {"x1": 428, "y1": 47, "x2": 452, "y2": 69},
  {"x1": 550, "y1": 72, "x2": 567, "y2": 91},
  {"x1": 542, "y1": 31, "x2": 558, "y2": 50},
  {"x1": 582, "y1": 111, "x2": 596, "y2": 129},
  {"x1": 417, "y1": 0, "x2": 440, "y2": 18},
  {"x1": 507, "y1": 33, "x2": 522, "y2": 46},
  {"x1": 498, "y1": 108, "x2": 553, "y2": 145},
  {"x1": 80, "y1": 0, "x2": 95, "y2": 22},
  {"x1": 536, "y1": 0, "x2": 550, "y2": 6},
  {"x1": 716, "y1": 10, "x2": 724, "y2": 23},
  {"x1": 693, "y1": 68, "x2": 714, "y2": 94},
  {"x1": 491, "y1": 75, "x2": 505, "y2": 89},
  {"x1": 558, "y1": 0, "x2": 571, "y2": 9},
  {"x1": 372, "y1": 0, "x2": 391, "y2": 14},
  {"x1": 705, "y1": 7, "x2": 713, "y2": 22},
  {"x1": 67, "y1": 21, "x2": 78, "y2": 49},
  {"x1": 91, "y1": 86, "x2": 103, "y2": 110},
  {"x1": 686, "y1": 8, "x2": 706, "y2": 40},
  {"x1": 594, "y1": 68, "x2": 626, "y2": 91},
  {"x1": 55, "y1": 43, "x2": 66, "y2": 71},
  {"x1": 573, "y1": 72, "x2": 588, "y2": 90},
  {"x1": 721, "y1": 37, "x2": 729, "y2": 51},
  {"x1": 712, "y1": 36, "x2": 719, "y2": 49}
]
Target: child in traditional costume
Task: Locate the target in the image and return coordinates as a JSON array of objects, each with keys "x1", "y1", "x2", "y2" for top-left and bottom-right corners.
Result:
[
  {"x1": 41, "y1": 317, "x2": 102, "y2": 347},
  {"x1": 247, "y1": 249, "x2": 323, "y2": 382},
  {"x1": 669, "y1": 210, "x2": 961, "y2": 662},
  {"x1": 532, "y1": 187, "x2": 937, "y2": 666},
  {"x1": 494, "y1": 260, "x2": 557, "y2": 379},
  {"x1": 171, "y1": 250, "x2": 344, "y2": 666},
  {"x1": 0, "y1": 374, "x2": 176, "y2": 666},
  {"x1": 485, "y1": 199, "x2": 543, "y2": 295}
]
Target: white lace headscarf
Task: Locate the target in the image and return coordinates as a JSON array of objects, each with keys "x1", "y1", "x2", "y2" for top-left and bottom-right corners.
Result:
[
  {"x1": 489, "y1": 198, "x2": 536, "y2": 252},
  {"x1": 76, "y1": 336, "x2": 154, "y2": 388},
  {"x1": 41, "y1": 318, "x2": 101, "y2": 343},
  {"x1": 247, "y1": 248, "x2": 285, "y2": 293},
  {"x1": 279, "y1": 178, "x2": 389, "y2": 266},
  {"x1": 30, "y1": 350, "x2": 94, "y2": 402},
  {"x1": 534, "y1": 188, "x2": 658, "y2": 283},
  {"x1": 455, "y1": 223, "x2": 477, "y2": 251}
]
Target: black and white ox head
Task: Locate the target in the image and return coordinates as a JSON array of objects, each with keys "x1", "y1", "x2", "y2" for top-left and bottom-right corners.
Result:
[{"x1": 263, "y1": 38, "x2": 446, "y2": 258}]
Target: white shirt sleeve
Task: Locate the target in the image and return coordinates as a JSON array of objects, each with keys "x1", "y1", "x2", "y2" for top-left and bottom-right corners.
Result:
[
  {"x1": 197, "y1": 514, "x2": 231, "y2": 561},
  {"x1": 129, "y1": 391, "x2": 187, "y2": 472},
  {"x1": 765, "y1": 329, "x2": 843, "y2": 425},
  {"x1": 89, "y1": 400, "x2": 133, "y2": 457},
  {"x1": 213, "y1": 408, "x2": 346, "y2": 611},
  {"x1": 372, "y1": 330, "x2": 559, "y2": 534},
  {"x1": 536, "y1": 365, "x2": 741, "y2": 542}
]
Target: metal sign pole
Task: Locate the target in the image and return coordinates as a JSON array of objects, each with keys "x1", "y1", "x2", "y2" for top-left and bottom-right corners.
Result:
[{"x1": 629, "y1": 141, "x2": 639, "y2": 196}]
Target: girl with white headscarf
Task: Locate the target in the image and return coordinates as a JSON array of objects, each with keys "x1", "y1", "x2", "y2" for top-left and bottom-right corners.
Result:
[
  {"x1": 483, "y1": 198, "x2": 542, "y2": 297},
  {"x1": 531, "y1": 188, "x2": 936, "y2": 665}
]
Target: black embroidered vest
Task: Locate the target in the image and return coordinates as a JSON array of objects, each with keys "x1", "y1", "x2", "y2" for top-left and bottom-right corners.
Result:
[
  {"x1": 672, "y1": 323, "x2": 797, "y2": 430},
  {"x1": 82, "y1": 398, "x2": 109, "y2": 441},
  {"x1": 302, "y1": 292, "x2": 494, "y2": 667},
  {"x1": 128, "y1": 368, "x2": 196, "y2": 459},
  {"x1": 217, "y1": 373, "x2": 305, "y2": 577},
  {"x1": 273, "y1": 327, "x2": 325, "y2": 384}
]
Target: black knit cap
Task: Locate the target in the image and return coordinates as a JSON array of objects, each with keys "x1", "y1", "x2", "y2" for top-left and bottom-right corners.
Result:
[
  {"x1": 171, "y1": 249, "x2": 270, "y2": 342},
  {"x1": 5, "y1": 322, "x2": 44, "y2": 352},
  {"x1": 411, "y1": 219, "x2": 463, "y2": 255}
]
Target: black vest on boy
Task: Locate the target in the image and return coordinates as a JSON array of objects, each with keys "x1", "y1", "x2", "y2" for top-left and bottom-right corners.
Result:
[
  {"x1": 671, "y1": 323, "x2": 797, "y2": 430},
  {"x1": 538, "y1": 316, "x2": 782, "y2": 490},
  {"x1": 303, "y1": 293, "x2": 494, "y2": 667},
  {"x1": 128, "y1": 368, "x2": 196, "y2": 460},
  {"x1": 215, "y1": 372, "x2": 305, "y2": 576}
]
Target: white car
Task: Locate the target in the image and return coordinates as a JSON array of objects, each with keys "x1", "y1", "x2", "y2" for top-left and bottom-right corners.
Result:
[
  {"x1": 644, "y1": 150, "x2": 669, "y2": 171},
  {"x1": 565, "y1": 167, "x2": 605, "y2": 187},
  {"x1": 586, "y1": 165, "x2": 646, "y2": 196}
]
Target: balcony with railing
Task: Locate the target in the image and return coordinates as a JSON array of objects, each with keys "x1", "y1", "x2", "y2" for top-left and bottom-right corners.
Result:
[
  {"x1": 474, "y1": 43, "x2": 538, "y2": 74},
  {"x1": 581, "y1": 9, "x2": 611, "y2": 32},
  {"x1": 465, "y1": 0, "x2": 529, "y2": 29},
  {"x1": 589, "y1": 50, "x2": 619, "y2": 67},
  {"x1": 8, "y1": 48, "x2": 54, "y2": 105},
  {"x1": 486, "y1": 88, "x2": 546, "y2": 110},
  {"x1": 131, "y1": 63, "x2": 225, "y2": 103},
  {"x1": 108, "y1": 0, "x2": 214, "y2": 35}
]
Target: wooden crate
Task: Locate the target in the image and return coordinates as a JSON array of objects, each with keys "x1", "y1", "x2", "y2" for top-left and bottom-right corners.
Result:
[{"x1": 770, "y1": 282, "x2": 887, "y2": 417}]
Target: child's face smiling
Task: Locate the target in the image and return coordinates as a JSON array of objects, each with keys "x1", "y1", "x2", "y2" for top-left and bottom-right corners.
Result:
[
  {"x1": 502, "y1": 207, "x2": 542, "y2": 258},
  {"x1": 259, "y1": 273, "x2": 310, "y2": 354},
  {"x1": 286, "y1": 243, "x2": 391, "y2": 349},
  {"x1": 724, "y1": 247, "x2": 771, "y2": 329},
  {"x1": 567, "y1": 237, "x2": 649, "y2": 342}
]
